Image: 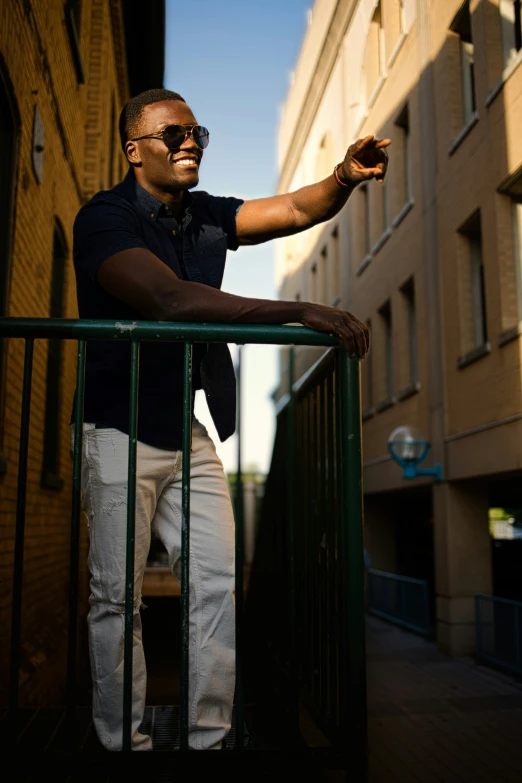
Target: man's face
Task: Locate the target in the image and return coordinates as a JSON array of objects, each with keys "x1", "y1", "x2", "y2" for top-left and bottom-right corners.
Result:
[{"x1": 126, "y1": 100, "x2": 203, "y2": 191}]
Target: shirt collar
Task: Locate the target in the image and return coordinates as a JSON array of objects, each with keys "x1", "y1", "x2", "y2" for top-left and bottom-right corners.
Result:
[{"x1": 135, "y1": 180, "x2": 193, "y2": 228}]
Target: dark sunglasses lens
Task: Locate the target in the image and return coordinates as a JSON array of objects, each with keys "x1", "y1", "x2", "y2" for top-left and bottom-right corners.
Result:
[
  {"x1": 193, "y1": 126, "x2": 210, "y2": 149},
  {"x1": 163, "y1": 126, "x2": 187, "y2": 149},
  {"x1": 162, "y1": 125, "x2": 210, "y2": 150}
]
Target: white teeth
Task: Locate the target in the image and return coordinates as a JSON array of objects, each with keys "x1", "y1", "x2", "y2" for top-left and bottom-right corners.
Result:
[{"x1": 174, "y1": 159, "x2": 197, "y2": 166}]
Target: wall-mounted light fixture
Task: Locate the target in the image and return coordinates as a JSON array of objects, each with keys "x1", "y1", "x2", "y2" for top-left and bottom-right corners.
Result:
[{"x1": 388, "y1": 425, "x2": 442, "y2": 481}]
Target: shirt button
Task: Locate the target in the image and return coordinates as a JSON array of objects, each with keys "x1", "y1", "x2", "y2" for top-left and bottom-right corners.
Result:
[
  {"x1": 172, "y1": 229, "x2": 177, "y2": 236},
  {"x1": 165, "y1": 205, "x2": 170, "y2": 212},
  {"x1": 150, "y1": 213, "x2": 155, "y2": 219}
]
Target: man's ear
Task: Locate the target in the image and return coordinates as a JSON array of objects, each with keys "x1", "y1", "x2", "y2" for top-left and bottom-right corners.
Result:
[{"x1": 125, "y1": 140, "x2": 141, "y2": 165}]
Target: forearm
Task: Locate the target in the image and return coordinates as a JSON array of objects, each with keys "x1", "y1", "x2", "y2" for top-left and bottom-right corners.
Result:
[
  {"x1": 290, "y1": 172, "x2": 355, "y2": 229},
  {"x1": 159, "y1": 279, "x2": 307, "y2": 325}
]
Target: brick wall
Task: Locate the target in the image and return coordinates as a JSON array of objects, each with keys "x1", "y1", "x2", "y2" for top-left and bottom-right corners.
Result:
[{"x1": 0, "y1": 0, "x2": 129, "y2": 707}]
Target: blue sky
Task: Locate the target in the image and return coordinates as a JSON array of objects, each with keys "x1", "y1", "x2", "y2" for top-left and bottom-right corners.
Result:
[{"x1": 164, "y1": 0, "x2": 312, "y2": 474}]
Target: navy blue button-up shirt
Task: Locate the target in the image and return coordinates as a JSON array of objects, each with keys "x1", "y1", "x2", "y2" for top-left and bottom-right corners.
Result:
[{"x1": 71, "y1": 170, "x2": 244, "y2": 449}]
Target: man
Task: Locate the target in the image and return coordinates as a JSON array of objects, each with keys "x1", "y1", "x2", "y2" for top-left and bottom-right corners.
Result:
[{"x1": 71, "y1": 88, "x2": 389, "y2": 752}]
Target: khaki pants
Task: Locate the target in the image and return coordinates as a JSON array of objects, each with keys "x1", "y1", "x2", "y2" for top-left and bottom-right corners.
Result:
[{"x1": 71, "y1": 419, "x2": 236, "y2": 751}]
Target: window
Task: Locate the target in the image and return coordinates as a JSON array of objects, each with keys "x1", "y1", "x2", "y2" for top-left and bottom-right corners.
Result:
[
  {"x1": 0, "y1": 60, "x2": 20, "y2": 471},
  {"x1": 310, "y1": 262, "x2": 318, "y2": 303},
  {"x1": 65, "y1": 0, "x2": 85, "y2": 84},
  {"x1": 450, "y1": 1, "x2": 476, "y2": 127},
  {"x1": 500, "y1": 0, "x2": 522, "y2": 69},
  {"x1": 364, "y1": 2, "x2": 385, "y2": 102},
  {"x1": 458, "y1": 211, "x2": 488, "y2": 354},
  {"x1": 315, "y1": 132, "x2": 336, "y2": 182},
  {"x1": 512, "y1": 201, "x2": 522, "y2": 321},
  {"x1": 394, "y1": 103, "x2": 411, "y2": 210},
  {"x1": 319, "y1": 245, "x2": 329, "y2": 304},
  {"x1": 497, "y1": 168, "x2": 522, "y2": 332},
  {"x1": 384, "y1": 0, "x2": 405, "y2": 59},
  {"x1": 378, "y1": 300, "x2": 393, "y2": 402},
  {"x1": 362, "y1": 319, "x2": 374, "y2": 413},
  {"x1": 360, "y1": 184, "x2": 371, "y2": 259},
  {"x1": 42, "y1": 221, "x2": 68, "y2": 489},
  {"x1": 330, "y1": 227, "x2": 340, "y2": 306},
  {"x1": 400, "y1": 278, "x2": 417, "y2": 389}
]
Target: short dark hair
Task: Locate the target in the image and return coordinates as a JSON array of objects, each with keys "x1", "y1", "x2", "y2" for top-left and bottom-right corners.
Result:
[{"x1": 119, "y1": 88, "x2": 186, "y2": 149}]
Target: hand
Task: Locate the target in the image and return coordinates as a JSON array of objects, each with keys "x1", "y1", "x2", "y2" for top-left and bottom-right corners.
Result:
[
  {"x1": 300, "y1": 303, "x2": 370, "y2": 359},
  {"x1": 338, "y1": 135, "x2": 391, "y2": 186}
]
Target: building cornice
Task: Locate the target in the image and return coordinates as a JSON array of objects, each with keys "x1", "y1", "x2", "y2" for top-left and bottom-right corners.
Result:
[{"x1": 277, "y1": 0, "x2": 358, "y2": 195}]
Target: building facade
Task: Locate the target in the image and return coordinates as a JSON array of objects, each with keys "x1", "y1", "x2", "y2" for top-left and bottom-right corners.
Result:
[
  {"x1": 0, "y1": 0, "x2": 164, "y2": 705},
  {"x1": 275, "y1": 0, "x2": 522, "y2": 655}
]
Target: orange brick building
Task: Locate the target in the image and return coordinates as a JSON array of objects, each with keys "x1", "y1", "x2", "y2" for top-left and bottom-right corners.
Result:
[{"x1": 0, "y1": 0, "x2": 165, "y2": 706}]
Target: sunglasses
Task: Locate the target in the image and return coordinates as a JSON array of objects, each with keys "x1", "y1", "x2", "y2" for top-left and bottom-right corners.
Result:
[{"x1": 130, "y1": 124, "x2": 210, "y2": 150}]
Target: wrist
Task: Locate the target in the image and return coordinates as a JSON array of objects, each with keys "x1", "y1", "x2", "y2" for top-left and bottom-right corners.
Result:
[{"x1": 333, "y1": 162, "x2": 355, "y2": 189}]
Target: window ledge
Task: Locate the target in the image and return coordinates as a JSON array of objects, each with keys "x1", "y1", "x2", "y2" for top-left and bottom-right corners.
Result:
[
  {"x1": 362, "y1": 407, "x2": 375, "y2": 422},
  {"x1": 486, "y1": 49, "x2": 522, "y2": 108},
  {"x1": 41, "y1": 471, "x2": 64, "y2": 491},
  {"x1": 355, "y1": 254, "x2": 372, "y2": 277},
  {"x1": 368, "y1": 74, "x2": 386, "y2": 111},
  {"x1": 448, "y1": 111, "x2": 479, "y2": 156},
  {"x1": 371, "y1": 227, "x2": 392, "y2": 256},
  {"x1": 392, "y1": 199, "x2": 414, "y2": 229},
  {"x1": 457, "y1": 341, "x2": 491, "y2": 370},
  {"x1": 397, "y1": 381, "x2": 421, "y2": 402},
  {"x1": 498, "y1": 321, "x2": 522, "y2": 347},
  {"x1": 0, "y1": 454, "x2": 7, "y2": 475},
  {"x1": 375, "y1": 397, "x2": 396, "y2": 414},
  {"x1": 353, "y1": 110, "x2": 369, "y2": 140},
  {"x1": 387, "y1": 32, "x2": 407, "y2": 69}
]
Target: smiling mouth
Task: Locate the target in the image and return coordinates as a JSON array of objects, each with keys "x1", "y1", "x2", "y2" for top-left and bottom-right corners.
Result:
[{"x1": 173, "y1": 157, "x2": 199, "y2": 167}]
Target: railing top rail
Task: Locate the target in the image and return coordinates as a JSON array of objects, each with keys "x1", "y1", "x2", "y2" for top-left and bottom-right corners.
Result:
[
  {"x1": 475, "y1": 593, "x2": 522, "y2": 608},
  {"x1": 367, "y1": 568, "x2": 428, "y2": 586},
  {"x1": 0, "y1": 317, "x2": 340, "y2": 347}
]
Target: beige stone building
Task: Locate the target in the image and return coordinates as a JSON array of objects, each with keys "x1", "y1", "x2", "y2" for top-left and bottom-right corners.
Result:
[{"x1": 275, "y1": 0, "x2": 522, "y2": 655}]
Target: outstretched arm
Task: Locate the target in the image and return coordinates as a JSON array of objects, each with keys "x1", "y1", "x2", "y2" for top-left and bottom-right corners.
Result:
[
  {"x1": 235, "y1": 135, "x2": 391, "y2": 245},
  {"x1": 97, "y1": 248, "x2": 370, "y2": 358}
]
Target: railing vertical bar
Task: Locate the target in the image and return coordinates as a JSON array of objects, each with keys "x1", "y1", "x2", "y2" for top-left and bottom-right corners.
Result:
[
  {"x1": 180, "y1": 342, "x2": 193, "y2": 751},
  {"x1": 8, "y1": 338, "x2": 34, "y2": 732},
  {"x1": 66, "y1": 339, "x2": 87, "y2": 730},
  {"x1": 286, "y1": 346, "x2": 298, "y2": 736},
  {"x1": 515, "y1": 604, "x2": 521, "y2": 678},
  {"x1": 235, "y1": 345, "x2": 244, "y2": 750},
  {"x1": 319, "y1": 376, "x2": 327, "y2": 716},
  {"x1": 310, "y1": 387, "x2": 321, "y2": 709},
  {"x1": 305, "y1": 391, "x2": 314, "y2": 701},
  {"x1": 326, "y1": 370, "x2": 337, "y2": 726},
  {"x1": 474, "y1": 596, "x2": 481, "y2": 664},
  {"x1": 302, "y1": 393, "x2": 311, "y2": 700},
  {"x1": 122, "y1": 339, "x2": 140, "y2": 752},
  {"x1": 338, "y1": 352, "x2": 367, "y2": 779}
]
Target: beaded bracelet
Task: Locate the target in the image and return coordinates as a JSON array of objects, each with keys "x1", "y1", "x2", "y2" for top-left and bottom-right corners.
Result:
[{"x1": 333, "y1": 163, "x2": 351, "y2": 188}]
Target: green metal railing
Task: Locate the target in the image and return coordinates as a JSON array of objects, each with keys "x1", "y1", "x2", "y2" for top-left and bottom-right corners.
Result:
[
  {"x1": 243, "y1": 346, "x2": 367, "y2": 774},
  {"x1": 1, "y1": 317, "x2": 365, "y2": 775}
]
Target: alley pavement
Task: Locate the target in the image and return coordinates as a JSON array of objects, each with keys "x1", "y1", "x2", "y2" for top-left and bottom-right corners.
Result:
[{"x1": 366, "y1": 616, "x2": 522, "y2": 783}]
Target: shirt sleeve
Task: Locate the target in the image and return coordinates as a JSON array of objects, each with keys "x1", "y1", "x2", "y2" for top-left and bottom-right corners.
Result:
[
  {"x1": 73, "y1": 197, "x2": 149, "y2": 283},
  {"x1": 207, "y1": 195, "x2": 245, "y2": 251}
]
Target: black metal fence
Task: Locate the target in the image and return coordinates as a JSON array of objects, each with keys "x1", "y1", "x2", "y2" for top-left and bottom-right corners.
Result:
[
  {"x1": 366, "y1": 569, "x2": 431, "y2": 636},
  {"x1": 475, "y1": 593, "x2": 522, "y2": 679}
]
